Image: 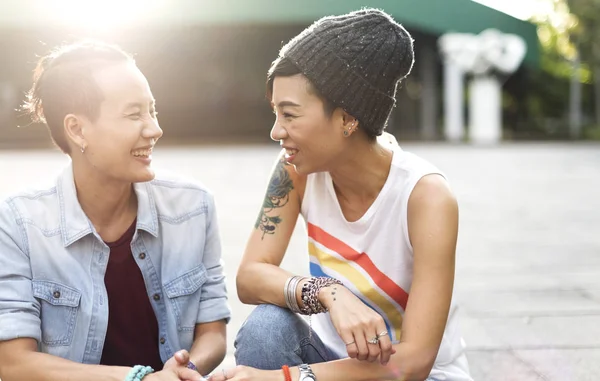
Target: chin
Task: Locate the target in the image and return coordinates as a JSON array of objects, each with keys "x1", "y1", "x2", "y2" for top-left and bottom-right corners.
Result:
[
  {"x1": 130, "y1": 168, "x2": 156, "y2": 183},
  {"x1": 290, "y1": 162, "x2": 316, "y2": 176}
]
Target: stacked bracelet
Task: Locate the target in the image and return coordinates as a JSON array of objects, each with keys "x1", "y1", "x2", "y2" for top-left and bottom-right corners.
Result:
[
  {"x1": 284, "y1": 276, "x2": 305, "y2": 313},
  {"x1": 300, "y1": 277, "x2": 343, "y2": 315},
  {"x1": 125, "y1": 365, "x2": 154, "y2": 381},
  {"x1": 284, "y1": 276, "x2": 343, "y2": 315}
]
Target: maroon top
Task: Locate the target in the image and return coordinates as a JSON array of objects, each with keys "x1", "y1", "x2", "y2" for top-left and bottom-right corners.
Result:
[{"x1": 100, "y1": 220, "x2": 164, "y2": 371}]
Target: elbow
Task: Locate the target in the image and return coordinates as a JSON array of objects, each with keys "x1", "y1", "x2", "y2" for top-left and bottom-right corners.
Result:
[
  {"x1": 393, "y1": 346, "x2": 437, "y2": 381},
  {"x1": 235, "y1": 266, "x2": 253, "y2": 305},
  {"x1": 411, "y1": 353, "x2": 436, "y2": 381},
  {"x1": 399, "y1": 363, "x2": 435, "y2": 381},
  {"x1": 410, "y1": 365, "x2": 435, "y2": 381}
]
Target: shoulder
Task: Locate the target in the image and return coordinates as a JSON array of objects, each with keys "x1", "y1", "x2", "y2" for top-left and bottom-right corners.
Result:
[
  {"x1": 407, "y1": 174, "x2": 458, "y2": 232},
  {"x1": 409, "y1": 174, "x2": 456, "y2": 208},
  {"x1": 392, "y1": 148, "x2": 442, "y2": 177},
  {"x1": 1, "y1": 183, "x2": 59, "y2": 222},
  {"x1": 0, "y1": 185, "x2": 58, "y2": 253},
  {"x1": 145, "y1": 171, "x2": 216, "y2": 219}
]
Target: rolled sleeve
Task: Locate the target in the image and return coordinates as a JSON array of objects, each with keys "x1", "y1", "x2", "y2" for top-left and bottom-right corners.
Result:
[
  {"x1": 197, "y1": 194, "x2": 231, "y2": 324},
  {"x1": 0, "y1": 200, "x2": 41, "y2": 342}
]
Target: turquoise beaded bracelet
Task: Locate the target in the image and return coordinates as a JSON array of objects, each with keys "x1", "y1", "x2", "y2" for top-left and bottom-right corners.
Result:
[{"x1": 125, "y1": 365, "x2": 154, "y2": 381}]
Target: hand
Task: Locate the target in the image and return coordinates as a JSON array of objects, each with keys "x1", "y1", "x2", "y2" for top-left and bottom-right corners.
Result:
[
  {"x1": 145, "y1": 367, "x2": 206, "y2": 381},
  {"x1": 207, "y1": 365, "x2": 279, "y2": 381},
  {"x1": 163, "y1": 349, "x2": 190, "y2": 371},
  {"x1": 160, "y1": 350, "x2": 206, "y2": 381},
  {"x1": 319, "y1": 285, "x2": 395, "y2": 365}
]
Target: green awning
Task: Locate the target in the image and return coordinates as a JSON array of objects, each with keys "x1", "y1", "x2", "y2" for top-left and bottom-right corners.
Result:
[{"x1": 0, "y1": 0, "x2": 539, "y2": 67}]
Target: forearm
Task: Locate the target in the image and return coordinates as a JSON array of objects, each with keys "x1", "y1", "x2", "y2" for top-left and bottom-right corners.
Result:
[
  {"x1": 189, "y1": 329, "x2": 227, "y2": 376},
  {"x1": 290, "y1": 343, "x2": 432, "y2": 381},
  {"x1": 236, "y1": 262, "x2": 303, "y2": 307},
  {"x1": 0, "y1": 350, "x2": 130, "y2": 381}
]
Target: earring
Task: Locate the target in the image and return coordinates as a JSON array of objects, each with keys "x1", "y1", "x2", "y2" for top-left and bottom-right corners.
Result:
[
  {"x1": 343, "y1": 130, "x2": 348, "y2": 136},
  {"x1": 81, "y1": 145, "x2": 86, "y2": 153}
]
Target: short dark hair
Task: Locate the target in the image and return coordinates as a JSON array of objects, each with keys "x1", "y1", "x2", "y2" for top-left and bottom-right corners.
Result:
[
  {"x1": 266, "y1": 56, "x2": 336, "y2": 117},
  {"x1": 22, "y1": 41, "x2": 134, "y2": 153}
]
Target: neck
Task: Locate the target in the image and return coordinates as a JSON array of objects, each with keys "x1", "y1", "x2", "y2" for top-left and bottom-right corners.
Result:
[
  {"x1": 72, "y1": 160, "x2": 137, "y2": 231},
  {"x1": 329, "y1": 139, "x2": 393, "y2": 202}
]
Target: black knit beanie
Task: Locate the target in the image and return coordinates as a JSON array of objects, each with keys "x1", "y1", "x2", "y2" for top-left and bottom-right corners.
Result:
[{"x1": 276, "y1": 8, "x2": 415, "y2": 137}]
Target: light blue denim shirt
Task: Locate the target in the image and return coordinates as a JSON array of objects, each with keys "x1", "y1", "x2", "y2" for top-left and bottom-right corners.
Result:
[{"x1": 0, "y1": 164, "x2": 231, "y2": 364}]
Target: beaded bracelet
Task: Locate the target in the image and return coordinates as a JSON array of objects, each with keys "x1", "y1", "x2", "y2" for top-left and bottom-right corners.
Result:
[
  {"x1": 281, "y1": 365, "x2": 292, "y2": 381},
  {"x1": 300, "y1": 277, "x2": 343, "y2": 315},
  {"x1": 187, "y1": 361, "x2": 198, "y2": 371},
  {"x1": 125, "y1": 365, "x2": 154, "y2": 381}
]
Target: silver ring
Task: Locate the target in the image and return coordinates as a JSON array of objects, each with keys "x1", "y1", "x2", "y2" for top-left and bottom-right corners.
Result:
[
  {"x1": 345, "y1": 340, "x2": 355, "y2": 346},
  {"x1": 377, "y1": 330, "x2": 388, "y2": 338},
  {"x1": 367, "y1": 337, "x2": 379, "y2": 345}
]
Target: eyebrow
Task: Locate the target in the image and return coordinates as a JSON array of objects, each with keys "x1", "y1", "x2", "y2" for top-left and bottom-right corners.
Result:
[
  {"x1": 123, "y1": 100, "x2": 156, "y2": 110},
  {"x1": 275, "y1": 100, "x2": 301, "y2": 108}
]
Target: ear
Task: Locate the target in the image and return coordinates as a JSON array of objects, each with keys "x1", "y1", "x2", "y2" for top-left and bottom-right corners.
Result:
[
  {"x1": 340, "y1": 110, "x2": 359, "y2": 137},
  {"x1": 63, "y1": 114, "x2": 87, "y2": 152}
]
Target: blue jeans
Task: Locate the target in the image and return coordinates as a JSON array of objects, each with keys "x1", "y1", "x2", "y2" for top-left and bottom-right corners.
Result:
[
  {"x1": 235, "y1": 305, "x2": 444, "y2": 381},
  {"x1": 234, "y1": 304, "x2": 341, "y2": 369}
]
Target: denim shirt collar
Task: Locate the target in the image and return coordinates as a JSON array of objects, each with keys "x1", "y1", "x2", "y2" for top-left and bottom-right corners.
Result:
[{"x1": 57, "y1": 164, "x2": 159, "y2": 247}]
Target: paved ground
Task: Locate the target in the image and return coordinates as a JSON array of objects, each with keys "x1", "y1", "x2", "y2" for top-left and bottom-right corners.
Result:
[{"x1": 1, "y1": 142, "x2": 599, "y2": 380}]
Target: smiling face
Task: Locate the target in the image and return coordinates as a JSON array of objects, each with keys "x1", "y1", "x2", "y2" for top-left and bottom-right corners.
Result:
[
  {"x1": 67, "y1": 61, "x2": 163, "y2": 183},
  {"x1": 270, "y1": 74, "x2": 355, "y2": 175}
]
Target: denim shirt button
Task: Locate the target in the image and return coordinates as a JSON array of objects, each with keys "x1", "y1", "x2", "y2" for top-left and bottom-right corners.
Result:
[
  {"x1": 153, "y1": 293, "x2": 161, "y2": 301},
  {"x1": 139, "y1": 252, "x2": 146, "y2": 260},
  {"x1": 53, "y1": 291, "x2": 61, "y2": 298},
  {"x1": 160, "y1": 337, "x2": 166, "y2": 345}
]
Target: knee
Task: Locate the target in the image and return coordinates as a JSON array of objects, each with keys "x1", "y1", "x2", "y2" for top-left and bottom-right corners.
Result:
[
  {"x1": 234, "y1": 304, "x2": 306, "y2": 363},
  {"x1": 236, "y1": 304, "x2": 303, "y2": 345}
]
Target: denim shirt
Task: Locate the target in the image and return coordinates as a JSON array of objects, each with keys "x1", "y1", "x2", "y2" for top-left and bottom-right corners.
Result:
[{"x1": 0, "y1": 164, "x2": 231, "y2": 364}]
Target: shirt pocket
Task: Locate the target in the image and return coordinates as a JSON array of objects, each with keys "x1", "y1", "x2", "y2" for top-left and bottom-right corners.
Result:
[
  {"x1": 164, "y1": 264, "x2": 207, "y2": 332},
  {"x1": 32, "y1": 280, "x2": 81, "y2": 346}
]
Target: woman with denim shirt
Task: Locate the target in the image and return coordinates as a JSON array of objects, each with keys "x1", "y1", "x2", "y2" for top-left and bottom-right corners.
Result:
[
  {"x1": 0, "y1": 41, "x2": 229, "y2": 381},
  {"x1": 213, "y1": 9, "x2": 472, "y2": 381}
]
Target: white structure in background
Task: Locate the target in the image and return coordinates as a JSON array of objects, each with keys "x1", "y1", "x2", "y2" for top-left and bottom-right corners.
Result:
[{"x1": 439, "y1": 29, "x2": 527, "y2": 144}]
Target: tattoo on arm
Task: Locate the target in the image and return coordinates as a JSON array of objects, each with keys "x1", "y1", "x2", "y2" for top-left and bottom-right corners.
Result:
[{"x1": 255, "y1": 159, "x2": 294, "y2": 239}]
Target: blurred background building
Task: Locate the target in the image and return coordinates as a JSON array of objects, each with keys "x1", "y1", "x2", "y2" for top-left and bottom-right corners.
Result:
[{"x1": 1, "y1": 0, "x2": 597, "y2": 149}]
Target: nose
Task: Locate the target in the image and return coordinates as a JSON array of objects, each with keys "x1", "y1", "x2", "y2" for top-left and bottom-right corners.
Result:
[
  {"x1": 270, "y1": 120, "x2": 288, "y2": 142},
  {"x1": 143, "y1": 118, "x2": 163, "y2": 141}
]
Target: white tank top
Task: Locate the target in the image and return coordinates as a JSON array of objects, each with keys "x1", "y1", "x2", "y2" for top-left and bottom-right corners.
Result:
[{"x1": 300, "y1": 145, "x2": 472, "y2": 380}]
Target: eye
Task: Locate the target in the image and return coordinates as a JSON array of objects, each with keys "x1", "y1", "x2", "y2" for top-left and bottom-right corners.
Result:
[
  {"x1": 283, "y1": 113, "x2": 296, "y2": 119},
  {"x1": 128, "y1": 112, "x2": 141, "y2": 120}
]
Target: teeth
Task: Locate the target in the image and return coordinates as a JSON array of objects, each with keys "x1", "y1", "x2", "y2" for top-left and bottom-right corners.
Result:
[
  {"x1": 132, "y1": 149, "x2": 152, "y2": 157},
  {"x1": 286, "y1": 149, "x2": 298, "y2": 155}
]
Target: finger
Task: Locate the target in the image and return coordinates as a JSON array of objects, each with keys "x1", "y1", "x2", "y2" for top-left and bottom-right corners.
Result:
[
  {"x1": 354, "y1": 329, "x2": 370, "y2": 361},
  {"x1": 365, "y1": 331, "x2": 381, "y2": 362},
  {"x1": 341, "y1": 332, "x2": 358, "y2": 359},
  {"x1": 175, "y1": 350, "x2": 190, "y2": 364},
  {"x1": 207, "y1": 373, "x2": 223, "y2": 381},
  {"x1": 177, "y1": 367, "x2": 206, "y2": 381},
  {"x1": 378, "y1": 334, "x2": 393, "y2": 365},
  {"x1": 207, "y1": 367, "x2": 231, "y2": 381}
]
